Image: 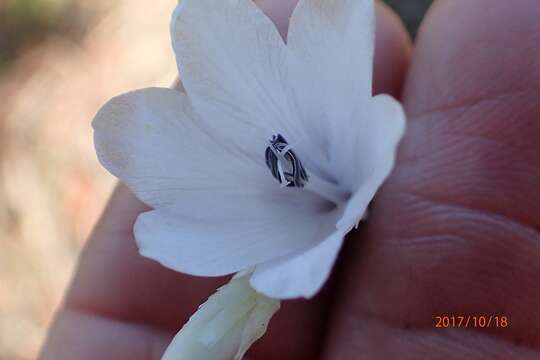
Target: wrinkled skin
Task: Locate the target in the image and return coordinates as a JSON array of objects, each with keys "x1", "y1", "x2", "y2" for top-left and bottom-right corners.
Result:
[{"x1": 40, "y1": 0, "x2": 540, "y2": 359}]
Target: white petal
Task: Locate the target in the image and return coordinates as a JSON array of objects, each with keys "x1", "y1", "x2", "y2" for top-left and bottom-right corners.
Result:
[
  {"x1": 171, "y1": 0, "x2": 302, "y2": 145},
  {"x1": 250, "y1": 230, "x2": 345, "y2": 299},
  {"x1": 161, "y1": 274, "x2": 280, "y2": 360},
  {"x1": 286, "y1": 0, "x2": 375, "y2": 179},
  {"x1": 337, "y1": 94, "x2": 406, "y2": 231},
  {"x1": 135, "y1": 189, "x2": 340, "y2": 277},
  {"x1": 92, "y1": 87, "x2": 268, "y2": 208}
]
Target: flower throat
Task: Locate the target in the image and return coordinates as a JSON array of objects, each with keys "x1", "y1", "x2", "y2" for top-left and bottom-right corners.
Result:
[{"x1": 265, "y1": 134, "x2": 349, "y2": 205}]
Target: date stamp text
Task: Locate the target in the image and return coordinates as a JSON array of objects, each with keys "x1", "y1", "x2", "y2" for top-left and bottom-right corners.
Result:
[{"x1": 434, "y1": 315, "x2": 509, "y2": 328}]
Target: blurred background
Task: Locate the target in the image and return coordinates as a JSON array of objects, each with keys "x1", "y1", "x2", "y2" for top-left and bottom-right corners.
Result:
[{"x1": 0, "y1": 0, "x2": 432, "y2": 358}]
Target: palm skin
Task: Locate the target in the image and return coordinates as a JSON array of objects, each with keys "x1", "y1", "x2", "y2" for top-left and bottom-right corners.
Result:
[{"x1": 40, "y1": 0, "x2": 540, "y2": 359}]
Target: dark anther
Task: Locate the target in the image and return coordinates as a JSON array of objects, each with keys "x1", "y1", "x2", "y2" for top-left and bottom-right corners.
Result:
[{"x1": 265, "y1": 134, "x2": 309, "y2": 188}]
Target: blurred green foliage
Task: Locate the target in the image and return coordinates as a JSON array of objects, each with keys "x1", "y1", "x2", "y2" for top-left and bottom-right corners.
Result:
[
  {"x1": 384, "y1": 0, "x2": 434, "y2": 39},
  {"x1": 0, "y1": 0, "x2": 85, "y2": 73}
]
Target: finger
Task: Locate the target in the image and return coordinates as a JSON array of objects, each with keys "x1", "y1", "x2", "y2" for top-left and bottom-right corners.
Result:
[
  {"x1": 323, "y1": 0, "x2": 540, "y2": 358},
  {"x1": 40, "y1": 2, "x2": 411, "y2": 359}
]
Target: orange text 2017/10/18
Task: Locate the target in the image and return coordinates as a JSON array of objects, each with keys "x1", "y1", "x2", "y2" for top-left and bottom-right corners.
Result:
[{"x1": 434, "y1": 315, "x2": 509, "y2": 328}]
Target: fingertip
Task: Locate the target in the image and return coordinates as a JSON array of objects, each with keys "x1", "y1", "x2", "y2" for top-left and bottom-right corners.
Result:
[
  {"x1": 405, "y1": 0, "x2": 540, "y2": 116},
  {"x1": 373, "y1": 1, "x2": 412, "y2": 97}
]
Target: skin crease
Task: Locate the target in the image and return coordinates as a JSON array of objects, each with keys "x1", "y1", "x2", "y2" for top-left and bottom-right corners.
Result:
[{"x1": 39, "y1": 0, "x2": 540, "y2": 359}]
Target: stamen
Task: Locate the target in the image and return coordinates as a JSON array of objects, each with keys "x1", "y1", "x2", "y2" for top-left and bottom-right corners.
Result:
[
  {"x1": 265, "y1": 134, "x2": 308, "y2": 188},
  {"x1": 265, "y1": 134, "x2": 349, "y2": 204}
]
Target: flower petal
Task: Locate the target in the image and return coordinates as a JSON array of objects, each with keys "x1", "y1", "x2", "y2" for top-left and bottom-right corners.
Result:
[
  {"x1": 337, "y1": 94, "x2": 406, "y2": 231},
  {"x1": 93, "y1": 87, "x2": 269, "y2": 208},
  {"x1": 171, "y1": 0, "x2": 302, "y2": 144},
  {"x1": 135, "y1": 189, "x2": 340, "y2": 277},
  {"x1": 250, "y1": 229, "x2": 345, "y2": 299},
  {"x1": 286, "y1": 0, "x2": 375, "y2": 178},
  {"x1": 161, "y1": 274, "x2": 280, "y2": 360}
]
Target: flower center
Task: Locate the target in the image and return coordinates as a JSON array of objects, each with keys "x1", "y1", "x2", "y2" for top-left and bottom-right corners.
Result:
[
  {"x1": 265, "y1": 134, "x2": 309, "y2": 188},
  {"x1": 265, "y1": 134, "x2": 349, "y2": 205}
]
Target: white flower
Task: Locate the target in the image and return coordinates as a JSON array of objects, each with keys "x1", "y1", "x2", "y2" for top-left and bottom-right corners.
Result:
[
  {"x1": 94, "y1": 0, "x2": 404, "y2": 352},
  {"x1": 94, "y1": 0, "x2": 405, "y2": 356}
]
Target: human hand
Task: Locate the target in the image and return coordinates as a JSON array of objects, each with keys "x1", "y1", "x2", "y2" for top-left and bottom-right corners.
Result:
[{"x1": 40, "y1": 0, "x2": 540, "y2": 358}]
